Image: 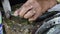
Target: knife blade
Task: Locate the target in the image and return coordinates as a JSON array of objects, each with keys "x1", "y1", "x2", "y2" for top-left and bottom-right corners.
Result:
[{"x1": 1, "y1": 0, "x2": 11, "y2": 18}]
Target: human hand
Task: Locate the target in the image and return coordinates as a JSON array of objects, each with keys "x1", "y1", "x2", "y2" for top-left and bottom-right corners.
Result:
[{"x1": 14, "y1": 0, "x2": 57, "y2": 21}]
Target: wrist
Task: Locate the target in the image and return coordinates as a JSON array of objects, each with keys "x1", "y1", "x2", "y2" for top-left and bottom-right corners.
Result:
[{"x1": 40, "y1": 0, "x2": 57, "y2": 13}]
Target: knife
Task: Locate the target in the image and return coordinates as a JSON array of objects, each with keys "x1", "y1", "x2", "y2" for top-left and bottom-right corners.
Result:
[{"x1": 1, "y1": 0, "x2": 11, "y2": 18}]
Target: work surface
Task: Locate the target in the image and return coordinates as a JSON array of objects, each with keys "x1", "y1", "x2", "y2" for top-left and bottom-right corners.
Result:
[{"x1": 0, "y1": 0, "x2": 60, "y2": 33}]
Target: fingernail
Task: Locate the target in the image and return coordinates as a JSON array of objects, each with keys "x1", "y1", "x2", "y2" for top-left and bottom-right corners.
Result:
[
  {"x1": 29, "y1": 19, "x2": 34, "y2": 22},
  {"x1": 13, "y1": 11, "x2": 18, "y2": 16}
]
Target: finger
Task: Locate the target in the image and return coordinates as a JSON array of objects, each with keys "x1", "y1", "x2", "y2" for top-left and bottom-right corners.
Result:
[
  {"x1": 14, "y1": 9, "x2": 20, "y2": 16},
  {"x1": 24, "y1": 9, "x2": 36, "y2": 19},
  {"x1": 19, "y1": 4, "x2": 33, "y2": 17},
  {"x1": 29, "y1": 12, "x2": 42, "y2": 21},
  {"x1": 28, "y1": 8, "x2": 42, "y2": 21}
]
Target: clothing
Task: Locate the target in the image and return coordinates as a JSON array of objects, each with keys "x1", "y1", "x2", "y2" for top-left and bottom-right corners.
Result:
[{"x1": 48, "y1": 4, "x2": 60, "y2": 12}]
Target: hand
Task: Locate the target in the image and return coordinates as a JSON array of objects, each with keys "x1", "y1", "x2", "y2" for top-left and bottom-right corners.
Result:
[{"x1": 14, "y1": 0, "x2": 57, "y2": 21}]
